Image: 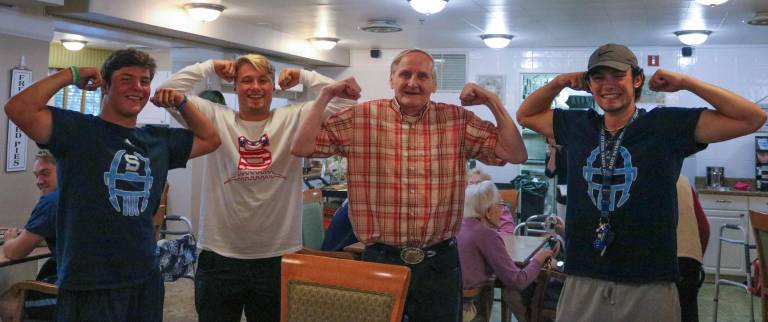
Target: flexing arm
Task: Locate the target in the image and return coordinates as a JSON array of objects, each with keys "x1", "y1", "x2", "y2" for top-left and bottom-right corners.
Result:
[
  {"x1": 151, "y1": 89, "x2": 221, "y2": 158},
  {"x1": 290, "y1": 77, "x2": 361, "y2": 157},
  {"x1": 2, "y1": 228, "x2": 44, "y2": 260},
  {"x1": 516, "y1": 72, "x2": 587, "y2": 138},
  {"x1": 280, "y1": 68, "x2": 358, "y2": 119},
  {"x1": 4, "y1": 68, "x2": 102, "y2": 144},
  {"x1": 648, "y1": 69, "x2": 766, "y2": 143},
  {"x1": 460, "y1": 83, "x2": 527, "y2": 164}
]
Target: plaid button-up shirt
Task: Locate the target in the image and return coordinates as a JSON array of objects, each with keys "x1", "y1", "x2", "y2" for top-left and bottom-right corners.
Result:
[{"x1": 313, "y1": 99, "x2": 505, "y2": 247}]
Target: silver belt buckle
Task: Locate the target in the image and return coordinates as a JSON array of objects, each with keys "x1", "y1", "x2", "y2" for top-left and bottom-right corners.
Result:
[{"x1": 400, "y1": 247, "x2": 425, "y2": 265}]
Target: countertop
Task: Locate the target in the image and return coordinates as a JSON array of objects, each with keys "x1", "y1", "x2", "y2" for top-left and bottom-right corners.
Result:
[{"x1": 694, "y1": 177, "x2": 768, "y2": 197}]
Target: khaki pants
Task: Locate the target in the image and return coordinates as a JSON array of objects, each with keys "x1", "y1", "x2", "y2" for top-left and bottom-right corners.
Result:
[{"x1": 556, "y1": 276, "x2": 680, "y2": 322}]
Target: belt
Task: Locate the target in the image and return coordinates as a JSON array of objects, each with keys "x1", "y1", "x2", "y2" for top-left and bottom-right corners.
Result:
[{"x1": 367, "y1": 238, "x2": 456, "y2": 265}]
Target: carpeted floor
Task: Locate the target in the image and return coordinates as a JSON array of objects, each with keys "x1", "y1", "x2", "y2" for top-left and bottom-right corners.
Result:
[{"x1": 163, "y1": 279, "x2": 762, "y2": 322}]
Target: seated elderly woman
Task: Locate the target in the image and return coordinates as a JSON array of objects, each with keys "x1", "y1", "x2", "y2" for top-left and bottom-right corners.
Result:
[
  {"x1": 467, "y1": 168, "x2": 516, "y2": 234},
  {"x1": 458, "y1": 180, "x2": 555, "y2": 322}
]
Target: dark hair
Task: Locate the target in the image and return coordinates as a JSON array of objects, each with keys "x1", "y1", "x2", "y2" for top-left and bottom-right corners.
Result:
[
  {"x1": 199, "y1": 90, "x2": 226, "y2": 105},
  {"x1": 585, "y1": 66, "x2": 645, "y2": 101},
  {"x1": 100, "y1": 49, "x2": 156, "y2": 85}
]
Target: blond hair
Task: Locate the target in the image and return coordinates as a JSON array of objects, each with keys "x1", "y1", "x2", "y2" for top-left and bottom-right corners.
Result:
[
  {"x1": 390, "y1": 49, "x2": 437, "y2": 79},
  {"x1": 464, "y1": 180, "x2": 501, "y2": 218},
  {"x1": 235, "y1": 54, "x2": 275, "y2": 82},
  {"x1": 35, "y1": 149, "x2": 55, "y2": 164}
]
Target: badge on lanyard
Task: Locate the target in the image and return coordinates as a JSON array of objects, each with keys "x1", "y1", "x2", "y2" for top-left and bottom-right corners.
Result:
[{"x1": 593, "y1": 109, "x2": 637, "y2": 256}]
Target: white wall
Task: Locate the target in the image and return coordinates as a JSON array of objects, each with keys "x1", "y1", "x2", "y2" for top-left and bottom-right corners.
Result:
[{"x1": 319, "y1": 45, "x2": 768, "y2": 182}]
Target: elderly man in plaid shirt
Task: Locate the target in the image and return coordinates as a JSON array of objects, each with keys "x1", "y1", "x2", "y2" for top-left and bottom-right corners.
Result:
[{"x1": 292, "y1": 49, "x2": 527, "y2": 321}]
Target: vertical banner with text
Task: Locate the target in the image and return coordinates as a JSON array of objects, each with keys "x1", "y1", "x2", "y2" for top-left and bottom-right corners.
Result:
[{"x1": 6, "y1": 68, "x2": 32, "y2": 172}]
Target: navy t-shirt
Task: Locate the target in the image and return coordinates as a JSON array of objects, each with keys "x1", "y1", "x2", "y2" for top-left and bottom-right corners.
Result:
[
  {"x1": 24, "y1": 191, "x2": 58, "y2": 255},
  {"x1": 46, "y1": 107, "x2": 193, "y2": 290},
  {"x1": 553, "y1": 107, "x2": 706, "y2": 283}
]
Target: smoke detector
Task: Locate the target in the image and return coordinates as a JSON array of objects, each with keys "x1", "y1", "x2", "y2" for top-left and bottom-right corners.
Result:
[
  {"x1": 361, "y1": 20, "x2": 403, "y2": 33},
  {"x1": 745, "y1": 11, "x2": 768, "y2": 26}
]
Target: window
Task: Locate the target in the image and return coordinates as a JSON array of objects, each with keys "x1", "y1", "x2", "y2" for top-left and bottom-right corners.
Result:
[
  {"x1": 430, "y1": 53, "x2": 466, "y2": 92},
  {"x1": 49, "y1": 68, "x2": 102, "y2": 114}
]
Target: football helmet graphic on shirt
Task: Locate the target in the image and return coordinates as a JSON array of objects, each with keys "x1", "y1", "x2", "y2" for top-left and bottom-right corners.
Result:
[
  {"x1": 104, "y1": 150, "x2": 153, "y2": 217},
  {"x1": 238, "y1": 134, "x2": 272, "y2": 171},
  {"x1": 582, "y1": 146, "x2": 638, "y2": 212}
]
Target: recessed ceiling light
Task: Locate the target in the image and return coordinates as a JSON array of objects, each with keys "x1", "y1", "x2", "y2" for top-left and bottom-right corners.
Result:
[
  {"x1": 61, "y1": 39, "x2": 87, "y2": 51},
  {"x1": 308, "y1": 37, "x2": 340, "y2": 50},
  {"x1": 674, "y1": 30, "x2": 712, "y2": 46},
  {"x1": 480, "y1": 34, "x2": 513, "y2": 49},
  {"x1": 694, "y1": 0, "x2": 728, "y2": 6},
  {"x1": 408, "y1": 0, "x2": 448, "y2": 15},
  {"x1": 183, "y1": 3, "x2": 226, "y2": 22}
]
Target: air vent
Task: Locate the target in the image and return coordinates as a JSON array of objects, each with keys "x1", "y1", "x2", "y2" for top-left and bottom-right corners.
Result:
[
  {"x1": 746, "y1": 11, "x2": 768, "y2": 26},
  {"x1": 430, "y1": 53, "x2": 466, "y2": 92},
  {"x1": 361, "y1": 20, "x2": 403, "y2": 33}
]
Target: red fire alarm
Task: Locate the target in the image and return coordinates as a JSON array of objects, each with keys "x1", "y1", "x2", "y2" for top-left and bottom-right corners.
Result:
[{"x1": 647, "y1": 55, "x2": 660, "y2": 67}]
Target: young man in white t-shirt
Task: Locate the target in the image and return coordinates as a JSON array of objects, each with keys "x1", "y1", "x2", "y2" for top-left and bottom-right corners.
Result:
[{"x1": 160, "y1": 54, "x2": 358, "y2": 322}]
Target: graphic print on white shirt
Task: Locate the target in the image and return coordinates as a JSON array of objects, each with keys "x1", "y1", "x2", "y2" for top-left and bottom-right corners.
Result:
[
  {"x1": 226, "y1": 133, "x2": 286, "y2": 183},
  {"x1": 104, "y1": 150, "x2": 153, "y2": 216}
]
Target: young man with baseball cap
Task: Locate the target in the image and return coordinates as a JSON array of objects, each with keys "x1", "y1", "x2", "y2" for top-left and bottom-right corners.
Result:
[{"x1": 517, "y1": 43, "x2": 765, "y2": 322}]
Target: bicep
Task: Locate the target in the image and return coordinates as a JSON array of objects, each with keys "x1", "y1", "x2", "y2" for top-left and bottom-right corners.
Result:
[
  {"x1": 10, "y1": 107, "x2": 53, "y2": 145},
  {"x1": 188, "y1": 137, "x2": 216, "y2": 159},
  {"x1": 695, "y1": 109, "x2": 753, "y2": 144},
  {"x1": 520, "y1": 109, "x2": 554, "y2": 138}
]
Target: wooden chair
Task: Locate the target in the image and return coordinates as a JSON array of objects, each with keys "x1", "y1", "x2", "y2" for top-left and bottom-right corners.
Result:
[
  {"x1": 499, "y1": 189, "x2": 519, "y2": 213},
  {"x1": 280, "y1": 253, "x2": 411, "y2": 322},
  {"x1": 528, "y1": 268, "x2": 567, "y2": 322},
  {"x1": 0, "y1": 280, "x2": 57, "y2": 322},
  {"x1": 749, "y1": 210, "x2": 768, "y2": 322}
]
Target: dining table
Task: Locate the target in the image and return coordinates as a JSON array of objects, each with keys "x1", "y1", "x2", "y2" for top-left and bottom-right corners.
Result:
[
  {"x1": 343, "y1": 235, "x2": 547, "y2": 263},
  {"x1": 0, "y1": 245, "x2": 52, "y2": 268}
]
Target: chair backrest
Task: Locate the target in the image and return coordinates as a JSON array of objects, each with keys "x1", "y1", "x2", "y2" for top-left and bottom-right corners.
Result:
[
  {"x1": 302, "y1": 189, "x2": 325, "y2": 249},
  {"x1": 0, "y1": 280, "x2": 57, "y2": 322},
  {"x1": 499, "y1": 189, "x2": 519, "y2": 213},
  {"x1": 281, "y1": 253, "x2": 411, "y2": 322}
]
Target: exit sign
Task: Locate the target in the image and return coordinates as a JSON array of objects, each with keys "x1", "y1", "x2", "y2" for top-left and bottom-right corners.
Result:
[{"x1": 647, "y1": 55, "x2": 660, "y2": 67}]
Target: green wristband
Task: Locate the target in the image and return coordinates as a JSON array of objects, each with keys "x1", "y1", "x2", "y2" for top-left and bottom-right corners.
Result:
[{"x1": 69, "y1": 66, "x2": 79, "y2": 85}]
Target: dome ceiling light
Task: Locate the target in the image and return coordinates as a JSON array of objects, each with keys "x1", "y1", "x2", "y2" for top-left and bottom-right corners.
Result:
[
  {"x1": 480, "y1": 34, "x2": 514, "y2": 49},
  {"x1": 674, "y1": 30, "x2": 712, "y2": 46},
  {"x1": 184, "y1": 3, "x2": 226, "y2": 22}
]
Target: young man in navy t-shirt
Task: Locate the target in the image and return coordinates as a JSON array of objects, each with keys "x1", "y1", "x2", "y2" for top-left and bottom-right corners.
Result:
[
  {"x1": 517, "y1": 44, "x2": 765, "y2": 322},
  {"x1": 4, "y1": 49, "x2": 220, "y2": 321}
]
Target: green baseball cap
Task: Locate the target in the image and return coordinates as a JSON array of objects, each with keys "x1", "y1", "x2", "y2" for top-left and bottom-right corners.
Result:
[{"x1": 587, "y1": 44, "x2": 638, "y2": 73}]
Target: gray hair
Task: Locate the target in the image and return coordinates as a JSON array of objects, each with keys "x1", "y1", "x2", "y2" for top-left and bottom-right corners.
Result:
[
  {"x1": 34, "y1": 149, "x2": 55, "y2": 164},
  {"x1": 464, "y1": 180, "x2": 500, "y2": 218},
  {"x1": 389, "y1": 49, "x2": 437, "y2": 79}
]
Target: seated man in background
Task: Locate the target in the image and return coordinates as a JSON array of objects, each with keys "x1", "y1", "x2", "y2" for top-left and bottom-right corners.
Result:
[
  {"x1": 458, "y1": 180, "x2": 556, "y2": 322},
  {"x1": 2, "y1": 150, "x2": 59, "y2": 319}
]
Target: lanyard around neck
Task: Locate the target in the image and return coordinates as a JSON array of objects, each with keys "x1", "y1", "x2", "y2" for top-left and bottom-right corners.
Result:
[{"x1": 597, "y1": 108, "x2": 639, "y2": 218}]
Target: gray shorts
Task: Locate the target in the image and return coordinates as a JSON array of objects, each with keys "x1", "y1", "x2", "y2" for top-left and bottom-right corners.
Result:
[{"x1": 556, "y1": 275, "x2": 680, "y2": 322}]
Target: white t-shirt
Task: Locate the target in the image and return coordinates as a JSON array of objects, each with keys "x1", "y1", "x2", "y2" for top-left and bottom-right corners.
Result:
[{"x1": 162, "y1": 60, "x2": 354, "y2": 258}]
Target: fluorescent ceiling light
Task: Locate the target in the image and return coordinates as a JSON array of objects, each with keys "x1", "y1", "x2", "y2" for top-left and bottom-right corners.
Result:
[
  {"x1": 184, "y1": 3, "x2": 225, "y2": 22},
  {"x1": 308, "y1": 37, "x2": 340, "y2": 50},
  {"x1": 480, "y1": 34, "x2": 513, "y2": 49},
  {"x1": 674, "y1": 30, "x2": 712, "y2": 46},
  {"x1": 61, "y1": 39, "x2": 87, "y2": 51},
  {"x1": 408, "y1": 0, "x2": 448, "y2": 15},
  {"x1": 695, "y1": 0, "x2": 728, "y2": 6}
]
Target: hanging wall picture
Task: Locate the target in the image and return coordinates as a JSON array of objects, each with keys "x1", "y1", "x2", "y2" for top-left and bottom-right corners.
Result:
[
  {"x1": 476, "y1": 75, "x2": 506, "y2": 104},
  {"x1": 6, "y1": 68, "x2": 31, "y2": 172}
]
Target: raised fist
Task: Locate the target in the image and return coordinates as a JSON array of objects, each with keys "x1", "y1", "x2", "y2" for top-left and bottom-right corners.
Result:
[
  {"x1": 320, "y1": 77, "x2": 361, "y2": 101},
  {"x1": 278, "y1": 69, "x2": 301, "y2": 90}
]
